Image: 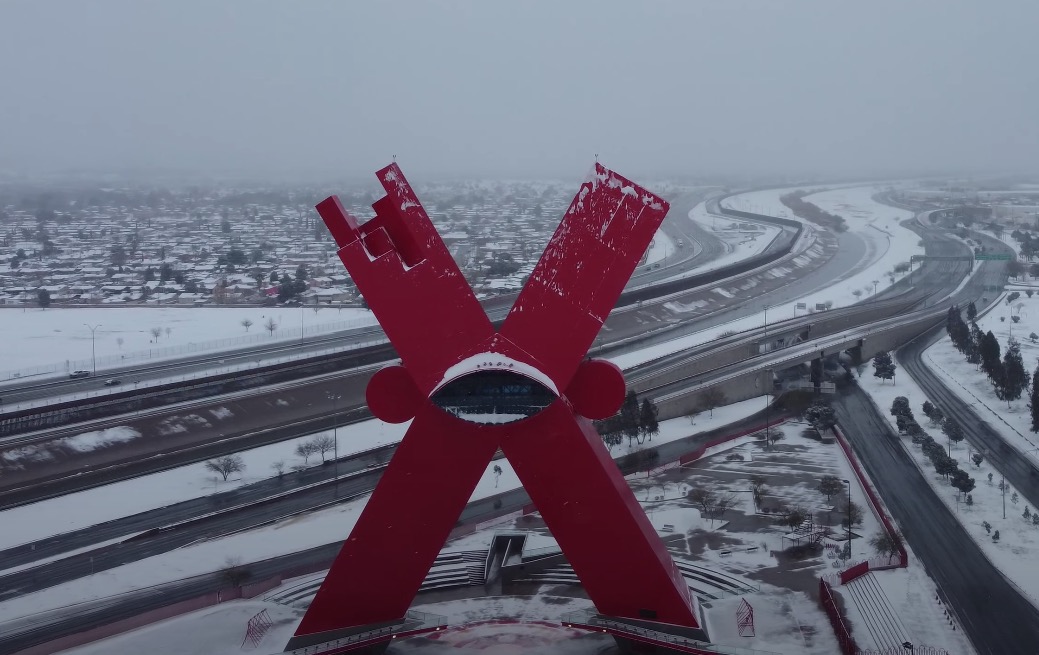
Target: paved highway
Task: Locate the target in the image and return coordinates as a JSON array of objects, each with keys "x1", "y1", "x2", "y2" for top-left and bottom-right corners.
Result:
[
  {"x1": 0, "y1": 208, "x2": 1021, "y2": 652},
  {"x1": 0, "y1": 207, "x2": 973, "y2": 506},
  {"x1": 0, "y1": 412, "x2": 775, "y2": 654},
  {"x1": 0, "y1": 192, "x2": 718, "y2": 409},
  {"x1": 835, "y1": 386, "x2": 1039, "y2": 654}
]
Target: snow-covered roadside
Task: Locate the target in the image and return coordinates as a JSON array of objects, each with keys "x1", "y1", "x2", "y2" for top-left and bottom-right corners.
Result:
[
  {"x1": 857, "y1": 362, "x2": 1039, "y2": 609},
  {"x1": 722, "y1": 186, "x2": 827, "y2": 222},
  {"x1": 0, "y1": 398, "x2": 768, "y2": 556},
  {"x1": 923, "y1": 298, "x2": 1039, "y2": 467},
  {"x1": 0, "y1": 399, "x2": 771, "y2": 625},
  {"x1": 0, "y1": 420, "x2": 408, "y2": 551},
  {"x1": 644, "y1": 229, "x2": 674, "y2": 266},
  {"x1": 611, "y1": 187, "x2": 929, "y2": 370},
  {"x1": 0, "y1": 305, "x2": 378, "y2": 383}
]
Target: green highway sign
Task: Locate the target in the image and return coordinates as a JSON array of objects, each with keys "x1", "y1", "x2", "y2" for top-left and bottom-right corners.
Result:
[{"x1": 974, "y1": 254, "x2": 1012, "y2": 261}]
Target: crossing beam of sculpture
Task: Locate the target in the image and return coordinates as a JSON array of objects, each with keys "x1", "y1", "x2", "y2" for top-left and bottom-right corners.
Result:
[{"x1": 286, "y1": 162, "x2": 703, "y2": 651}]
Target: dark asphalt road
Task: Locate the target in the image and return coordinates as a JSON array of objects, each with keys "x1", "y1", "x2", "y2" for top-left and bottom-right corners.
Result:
[
  {"x1": 3, "y1": 207, "x2": 1022, "y2": 651},
  {"x1": 0, "y1": 441, "x2": 396, "y2": 572},
  {"x1": 835, "y1": 386, "x2": 1039, "y2": 654},
  {"x1": 0, "y1": 193, "x2": 715, "y2": 408},
  {"x1": 0, "y1": 412, "x2": 774, "y2": 654}
]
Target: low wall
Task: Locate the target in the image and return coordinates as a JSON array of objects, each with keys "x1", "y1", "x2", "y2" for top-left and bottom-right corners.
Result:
[
  {"x1": 832, "y1": 426, "x2": 908, "y2": 573},
  {"x1": 818, "y1": 579, "x2": 859, "y2": 655}
]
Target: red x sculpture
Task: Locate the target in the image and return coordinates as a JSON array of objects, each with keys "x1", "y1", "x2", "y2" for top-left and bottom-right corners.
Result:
[{"x1": 286, "y1": 163, "x2": 702, "y2": 649}]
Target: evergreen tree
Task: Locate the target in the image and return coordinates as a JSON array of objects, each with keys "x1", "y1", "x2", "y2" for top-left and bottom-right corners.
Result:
[
  {"x1": 966, "y1": 322, "x2": 983, "y2": 365},
  {"x1": 980, "y1": 331, "x2": 1002, "y2": 378},
  {"x1": 620, "y1": 391, "x2": 641, "y2": 447},
  {"x1": 998, "y1": 338, "x2": 1029, "y2": 407},
  {"x1": 890, "y1": 396, "x2": 912, "y2": 418},
  {"x1": 872, "y1": 352, "x2": 897, "y2": 383},
  {"x1": 638, "y1": 398, "x2": 659, "y2": 442},
  {"x1": 946, "y1": 305, "x2": 970, "y2": 352},
  {"x1": 942, "y1": 418, "x2": 966, "y2": 450},
  {"x1": 922, "y1": 400, "x2": 934, "y2": 420},
  {"x1": 1030, "y1": 366, "x2": 1039, "y2": 434},
  {"x1": 966, "y1": 301, "x2": 978, "y2": 321}
]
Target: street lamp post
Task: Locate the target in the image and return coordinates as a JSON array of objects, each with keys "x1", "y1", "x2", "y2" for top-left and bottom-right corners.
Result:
[
  {"x1": 842, "y1": 479, "x2": 853, "y2": 560},
  {"x1": 763, "y1": 304, "x2": 769, "y2": 353},
  {"x1": 327, "y1": 392, "x2": 342, "y2": 496},
  {"x1": 83, "y1": 323, "x2": 102, "y2": 375},
  {"x1": 872, "y1": 280, "x2": 879, "y2": 297}
]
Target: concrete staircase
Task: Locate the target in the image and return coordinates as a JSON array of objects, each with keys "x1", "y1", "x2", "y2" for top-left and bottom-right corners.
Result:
[{"x1": 843, "y1": 572, "x2": 911, "y2": 651}]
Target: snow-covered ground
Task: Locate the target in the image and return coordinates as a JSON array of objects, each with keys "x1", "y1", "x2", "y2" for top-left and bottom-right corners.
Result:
[
  {"x1": 859, "y1": 356, "x2": 1039, "y2": 612},
  {"x1": 0, "y1": 184, "x2": 975, "y2": 653},
  {"x1": 4, "y1": 403, "x2": 975, "y2": 655},
  {"x1": 924, "y1": 296, "x2": 1039, "y2": 468},
  {"x1": 0, "y1": 305, "x2": 378, "y2": 382},
  {"x1": 0, "y1": 398, "x2": 767, "y2": 556},
  {"x1": 611, "y1": 186, "x2": 930, "y2": 370},
  {"x1": 721, "y1": 185, "x2": 834, "y2": 222},
  {"x1": 643, "y1": 229, "x2": 674, "y2": 266}
]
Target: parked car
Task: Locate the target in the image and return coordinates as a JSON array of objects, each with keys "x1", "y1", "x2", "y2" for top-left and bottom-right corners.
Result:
[
  {"x1": 69, "y1": 370, "x2": 91, "y2": 379},
  {"x1": 103, "y1": 378, "x2": 121, "y2": 386}
]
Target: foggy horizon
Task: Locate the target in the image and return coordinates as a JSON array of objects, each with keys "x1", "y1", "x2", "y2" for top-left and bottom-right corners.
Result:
[{"x1": 1, "y1": 0, "x2": 1037, "y2": 183}]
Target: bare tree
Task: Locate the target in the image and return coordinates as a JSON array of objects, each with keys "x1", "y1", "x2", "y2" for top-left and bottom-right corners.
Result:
[
  {"x1": 205, "y1": 454, "x2": 245, "y2": 481},
  {"x1": 313, "y1": 435, "x2": 336, "y2": 462},
  {"x1": 271, "y1": 460, "x2": 285, "y2": 477},
  {"x1": 687, "y1": 486, "x2": 740, "y2": 526},
  {"x1": 165, "y1": 327, "x2": 172, "y2": 339},
  {"x1": 698, "y1": 388, "x2": 727, "y2": 417},
  {"x1": 264, "y1": 317, "x2": 278, "y2": 335},
  {"x1": 839, "y1": 500, "x2": 864, "y2": 528},
  {"x1": 750, "y1": 475, "x2": 767, "y2": 510},
  {"x1": 241, "y1": 318, "x2": 254, "y2": 332},
  {"x1": 493, "y1": 464, "x2": 503, "y2": 487},
  {"x1": 780, "y1": 506, "x2": 810, "y2": 530},
  {"x1": 817, "y1": 475, "x2": 844, "y2": 503},
  {"x1": 868, "y1": 529, "x2": 904, "y2": 564},
  {"x1": 295, "y1": 440, "x2": 318, "y2": 464},
  {"x1": 116, "y1": 337, "x2": 124, "y2": 349},
  {"x1": 220, "y1": 556, "x2": 251, "y2": 587},
  {"x1": 150, "y1": 326, "x2": 162, "y2": 341}
]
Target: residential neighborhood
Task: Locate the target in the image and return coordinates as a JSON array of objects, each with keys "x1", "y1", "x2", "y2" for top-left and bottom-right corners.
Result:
[{"x1": 0, "y1": 180, "x2": 574, "y2": 308}]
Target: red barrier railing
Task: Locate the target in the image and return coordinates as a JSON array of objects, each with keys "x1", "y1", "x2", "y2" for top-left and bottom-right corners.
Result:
[
  {"x1": 832, "y1": 426, "x2": 908, "y2": 573},
  {"x1": 818, "y1": 579, "x2": 859, "y2": 655},
  {"x1": 839, "y1": 561, "x2": 869, "y2": 586}
]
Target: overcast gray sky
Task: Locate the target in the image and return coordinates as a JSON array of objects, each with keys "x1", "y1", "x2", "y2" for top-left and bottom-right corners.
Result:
[{"x1": 1, "y1": 0, "x2": 1036, "y2": 181}]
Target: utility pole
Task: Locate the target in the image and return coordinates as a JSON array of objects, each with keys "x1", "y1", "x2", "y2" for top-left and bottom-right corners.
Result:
[
  {"x1": 1002, "y1": 474, "x2": 1007, "y2": 519},
  {"x1": 83, "y1": 323, "x2": 102, "y2": 375}
]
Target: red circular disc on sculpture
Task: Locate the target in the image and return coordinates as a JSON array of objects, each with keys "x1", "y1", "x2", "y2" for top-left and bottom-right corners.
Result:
[
  {"x1": 367, "y1": 365, "x2": 422, "y2": 423},
  {"x1": 564, "y1": 358, "x2": 626, "y2": 419}
]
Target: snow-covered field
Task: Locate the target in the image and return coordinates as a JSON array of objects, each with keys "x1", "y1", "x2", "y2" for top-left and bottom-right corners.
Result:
[
  {"x1": 611, "y1": 186, "x2": 929, "y2": 370},
  {"x1": 0, "y1": 305, "x2": 377, "y2": 381}
]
